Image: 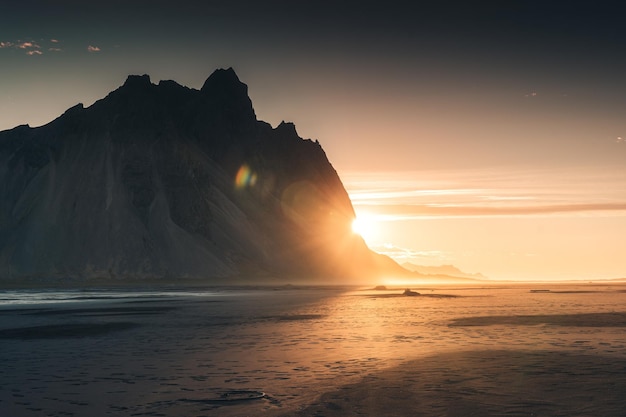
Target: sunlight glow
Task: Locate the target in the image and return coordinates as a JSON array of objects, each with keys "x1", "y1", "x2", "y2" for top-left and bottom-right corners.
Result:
[
  {"x1": 351, "y1": 218, "x2": 365, "y2": 235},
  {"x1": 351, "y1": 215, "x2": 379, "y2": 242},
  {"x1": 342, "y1": 168, "x2": 626, "y2": 281}
]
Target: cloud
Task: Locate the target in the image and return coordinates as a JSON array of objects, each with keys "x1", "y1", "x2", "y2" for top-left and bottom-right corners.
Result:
[
  {"x1": 343, "y1": 167, "x2": 626, "y2": 220},
  {"x1": 2, "y1": 39, "x2": 105, "y2": 56},
  {"x1": 353, "y1": 202, "x2": 626, "y2": 219},
  {"x1": 17, "y1": 41, "x2": 40, "y2": 49},
  {"x1": 1, "y1": 40, "x2": 45, "y2": 55},
  {"x1": 369, "y1": 243, "x2": 451, "y2": 263}
]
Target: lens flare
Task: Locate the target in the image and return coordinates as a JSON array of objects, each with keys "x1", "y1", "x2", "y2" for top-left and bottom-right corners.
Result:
[{"x1": 235, "y1": 164, "x2": 257, "y2": 189}]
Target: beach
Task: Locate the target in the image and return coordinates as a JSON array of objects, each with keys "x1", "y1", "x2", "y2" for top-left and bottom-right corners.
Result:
[{"x1": 1, "y1": 283, "x2": 625, "y2": 416}]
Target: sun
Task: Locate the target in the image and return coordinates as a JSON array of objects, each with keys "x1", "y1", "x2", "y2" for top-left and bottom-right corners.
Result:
[
  {"x1": 351, "y1": 216, "x2": 378, "y2": 241},
  {"x1": 351, "y1": 218, "x2": 365, "y2": 235}
]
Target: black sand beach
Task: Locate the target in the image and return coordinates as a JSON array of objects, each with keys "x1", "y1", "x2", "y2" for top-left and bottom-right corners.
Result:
[
  {"x1": 281, "y1": 350, "x2": 626, "y2": 417},
  {"x1": 1, "y1": 284, "x2": 625, "y2": 416}
]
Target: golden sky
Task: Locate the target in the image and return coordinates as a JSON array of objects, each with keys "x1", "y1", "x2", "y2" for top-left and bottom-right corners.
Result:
[
  {"x1": 2, "y1": 1, "x2": 625, "y2": 281},
  {"x1": 341, "y1": 168, "x2": 626, "y2": 281}
]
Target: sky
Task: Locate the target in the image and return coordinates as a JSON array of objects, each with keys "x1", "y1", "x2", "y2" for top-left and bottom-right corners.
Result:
[{"x1": 2, "y1": 0, "x2": 625, "y2": 281}]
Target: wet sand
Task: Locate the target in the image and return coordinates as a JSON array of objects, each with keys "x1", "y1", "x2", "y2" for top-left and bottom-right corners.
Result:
[
  {"x1": 282, "y1": 350, "x2": 626, "y2": 417},
  {"x1": 1, "y1": 284, "x2": 625, "y2": 416}
]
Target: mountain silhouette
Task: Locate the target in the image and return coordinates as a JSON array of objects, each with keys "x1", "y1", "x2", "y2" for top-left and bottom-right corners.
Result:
[
  {"x1": 401, "y1": 263, "x2": 485, "y2": 280},
  {"x1": 0, "y1": 68, "x2": 407, "y2": 285}
]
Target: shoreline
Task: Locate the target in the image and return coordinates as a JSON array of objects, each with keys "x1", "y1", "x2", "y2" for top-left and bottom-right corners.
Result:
[{"x1": 2, "y1": 283, "x2": 625, "y2": 416}]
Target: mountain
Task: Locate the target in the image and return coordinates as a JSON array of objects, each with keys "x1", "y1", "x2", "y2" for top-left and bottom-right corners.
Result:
[
  {"x1": 401, "y1": 263, "x2": 486, "y2": 280},
  {"x1": 0, "y1": 68, "x2": 407, "y2": 285}
]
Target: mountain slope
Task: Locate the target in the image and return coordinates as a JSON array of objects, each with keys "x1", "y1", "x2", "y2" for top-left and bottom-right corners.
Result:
[
  {"x1": 0, "y1": 68, "x2": 407, "y2": 284},
  {"x1": 401, "y1": 263, "x2": 486, "y2": 280}
]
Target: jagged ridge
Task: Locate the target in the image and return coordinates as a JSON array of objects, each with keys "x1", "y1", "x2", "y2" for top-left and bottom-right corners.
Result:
[{"x1": 0, "y1": 68, "x2": 406, "y2": 284}]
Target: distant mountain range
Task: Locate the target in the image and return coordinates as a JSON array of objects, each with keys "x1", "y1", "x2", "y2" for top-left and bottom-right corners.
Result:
[
  {"x1": 401, "y1": 263, "x2": 486, "y2": 280},
  {"x1": 0, "y1": 68, "x2": 408, "y2": 285}
]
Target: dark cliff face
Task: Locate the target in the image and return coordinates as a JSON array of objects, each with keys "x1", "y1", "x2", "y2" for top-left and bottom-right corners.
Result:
[{"x1": 0, "y1": 68, "x2": 404, "y2": 284}]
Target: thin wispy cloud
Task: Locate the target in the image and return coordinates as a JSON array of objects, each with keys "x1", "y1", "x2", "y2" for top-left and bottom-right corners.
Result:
[
  {"x1": 25, "y1": 50, "x2": 43, "y2": 56},
  {"x1": 369, "y1": 243, "x2": 451, "y2": 263},
  {"x1": 354, "y1": 202, "x2": 626, "y2": 219},
  {"x1": 0, "y1": 41, "x2": 14, "y2": 48},
  {"x1": 343, "y1": 167, "x2": 626, "y2": 219},
  {"x1": 87, "y1": 45, "x2": 101, "y2": 52}
]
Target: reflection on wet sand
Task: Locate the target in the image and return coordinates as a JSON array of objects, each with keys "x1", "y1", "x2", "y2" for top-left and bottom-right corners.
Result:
[
  {"x1": 0, "y1": 284, "x2": 625, "y2": 416},
  {"x1": 282, "y1": 350, "x2": 626, "y2": 417},
  {"x1": 449, "y1": 311, "x2": 626, "y2": 327}
]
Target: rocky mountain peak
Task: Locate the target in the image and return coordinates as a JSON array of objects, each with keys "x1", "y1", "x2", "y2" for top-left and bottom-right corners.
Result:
[
  {"x1": 0, "y1": 68, "x2": 409, "y2": 285},
  {"x1": 200, "y1": 67, "x2": 255, "y2": 122},
  {"x1": 201, "y1": 67, "x2": 241, "y2": 90},
  {"x1": 276, "y1": 121, "x2": 298, "y2": 135},
  {"x1": 123, "y1": 74, "x2": 152, "y2": 88}
]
